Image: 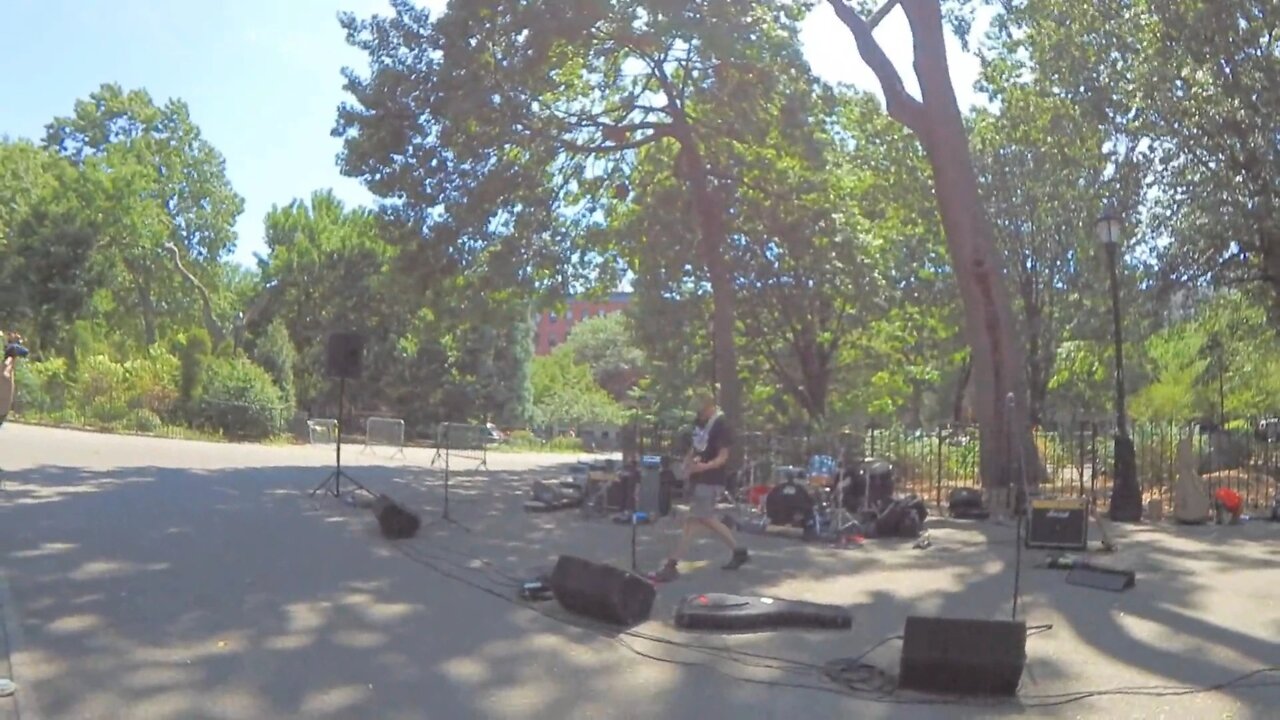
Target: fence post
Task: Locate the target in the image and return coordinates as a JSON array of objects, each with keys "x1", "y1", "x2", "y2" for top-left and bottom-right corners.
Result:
[
  {"x1": 1077, "y1": 421, "x2": 1086, "y2": 497},
  {"x1": 935, "y1": 426, "x2": 944, "y2": 508},
  {"x1": 1089, "y1": 422, "x2": 1099, "y2": 499}
]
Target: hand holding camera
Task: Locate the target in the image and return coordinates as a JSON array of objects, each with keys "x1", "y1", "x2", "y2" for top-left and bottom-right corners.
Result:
[{"x1": 3, "y1": 331, "x2": 27, "y2": 361}]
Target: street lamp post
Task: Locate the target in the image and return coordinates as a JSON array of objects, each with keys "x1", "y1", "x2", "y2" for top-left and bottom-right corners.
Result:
[{"x1": 1097, "y1": 208, "x2": 1143, "y2": 522}]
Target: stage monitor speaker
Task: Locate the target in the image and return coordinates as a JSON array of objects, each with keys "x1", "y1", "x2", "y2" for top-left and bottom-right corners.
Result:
[
  {"x1": 548, "y1": 555, "x2": 655, "y2": 626},
  {"x1": 899, "y1": 616, "x2": 1026, "y2": 696},
  {"x1": 1026, "y1": 498, "x2": 1088, "y2": 550},
  {"x1": 372, "y1": 495, "x2": 420, "y2": 540},
  {"x1": 326, "y1": 331, "x2": 365, "y2": 379}
]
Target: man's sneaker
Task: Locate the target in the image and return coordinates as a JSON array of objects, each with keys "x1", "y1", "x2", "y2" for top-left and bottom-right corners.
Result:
[
  {"x1": 722, "y1": 548, "x2": 750, "y2": 570},
  {"x1": 648, "y1": 560, "x2": 680, "y2": 583}
]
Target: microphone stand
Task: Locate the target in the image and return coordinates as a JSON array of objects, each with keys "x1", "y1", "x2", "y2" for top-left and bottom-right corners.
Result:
[{"x1": 1009, "y1": 392, "x2": 1029, "y2": 621}]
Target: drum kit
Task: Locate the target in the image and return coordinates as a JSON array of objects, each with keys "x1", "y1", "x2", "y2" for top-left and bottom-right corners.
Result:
[{"x1": 737, "y1": 453, "x2": 901, "y2": 541}]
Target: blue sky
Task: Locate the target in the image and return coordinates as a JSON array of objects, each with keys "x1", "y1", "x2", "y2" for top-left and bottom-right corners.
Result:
[{"x1": 0, "y1": 0, "x2": 981, "y2": 268}]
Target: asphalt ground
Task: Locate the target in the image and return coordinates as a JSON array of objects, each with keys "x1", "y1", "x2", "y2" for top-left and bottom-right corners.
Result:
[{"x1": 0, "y1": 423, "x2": 1276, "y2": 719}]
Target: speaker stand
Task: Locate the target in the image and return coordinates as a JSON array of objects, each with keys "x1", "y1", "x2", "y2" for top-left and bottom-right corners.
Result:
[
  {"x1": 424, "y1": 431, "x2": 471, "y2": 533},
  {"x1": 310, "y1": 377, "x2": 373, "y2": 500},
  {"x1": 1008, "y1": 393, "x2": 1031, "y2": 622},
  {"x1": 630, "y1": 468, "x2": 642, "y2": 571}
]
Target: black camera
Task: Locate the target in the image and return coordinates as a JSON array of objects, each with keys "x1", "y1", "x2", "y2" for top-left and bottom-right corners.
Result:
[{"x1": 4, "y1": 343, "x2": 28, "y2": 359}]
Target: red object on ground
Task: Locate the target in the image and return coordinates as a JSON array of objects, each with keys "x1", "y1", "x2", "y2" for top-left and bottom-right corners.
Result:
[
  {"x1": 1214, "y1": 487, "x2": 1243, "y2": 516},
  {"x1": 746, "y1": 485, "x2": 771, "y2": 508}
]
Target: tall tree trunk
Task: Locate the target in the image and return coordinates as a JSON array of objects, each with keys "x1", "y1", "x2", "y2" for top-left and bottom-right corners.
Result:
[
  {"x1": 953, "y1": 354, "x2": 971, "y2": 423},
  {"x1": 907, "y1": 382, "x2": 924, "y2": 428},
  {"x1": 683, "y1": 143, "x2": 745, "y2": 456},
  {"x1": 137, "y1": 282, "x2": 158, "y2": 347},
  {"x1": 829, "y1": 0, "x2": 1046, "y2": 487},
  {"x1": 923, "y1": 131, "x2": 1043, "y2": 485},
  {"x1": 1024, "y1": 300, "x2": 1045, "y2": 426}
]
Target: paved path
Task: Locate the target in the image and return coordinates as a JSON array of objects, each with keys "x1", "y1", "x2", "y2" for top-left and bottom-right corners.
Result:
[{"x1": 0, "y1": 423, "x2": 1277, "y2": 719}]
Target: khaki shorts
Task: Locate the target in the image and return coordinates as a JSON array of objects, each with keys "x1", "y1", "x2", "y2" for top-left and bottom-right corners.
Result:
[{"x1": 688, "y1": 483, "x2": 724, "y2": 519}]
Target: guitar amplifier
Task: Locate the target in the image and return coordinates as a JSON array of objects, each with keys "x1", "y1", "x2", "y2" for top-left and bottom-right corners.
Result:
[{"x1": 1026, "y1": 498, "x2": 1088, "y2": 550}]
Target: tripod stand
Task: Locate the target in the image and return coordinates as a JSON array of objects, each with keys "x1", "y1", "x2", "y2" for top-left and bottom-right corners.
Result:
[
  {"x1": 310, "y1": 377, "x2": 372, "y2": 499},
  {"x1": 428, "y1": 427, "x2": 470, "y2": 532}
]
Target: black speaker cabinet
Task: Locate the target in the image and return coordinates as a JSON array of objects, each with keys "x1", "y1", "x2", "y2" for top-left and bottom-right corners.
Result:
[
  {"x1": 326, "y1": 331, "x2": 365, "y2": 379},
  {"x1": 548, "y1": 555, "x2": 655, "y2": 626},
  {"x1": 1026, "y1": 498, "x2": 1088, "y2": 550},
  {"x1": 372, "y1": 494, "x2": 421, "y2": 540},
  {"x1": 899, "y1": 616, "x2": 1026, "y2": 696}
]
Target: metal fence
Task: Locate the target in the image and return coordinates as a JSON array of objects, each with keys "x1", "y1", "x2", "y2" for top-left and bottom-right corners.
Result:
[{"x1": 635, "y1": 420, "x2": 1279, "y2": 511}]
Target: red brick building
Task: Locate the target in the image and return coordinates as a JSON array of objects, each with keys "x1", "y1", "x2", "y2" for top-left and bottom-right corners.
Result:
[{"x1": 534, "y1": 293, "x2": 631, "y2": 356}]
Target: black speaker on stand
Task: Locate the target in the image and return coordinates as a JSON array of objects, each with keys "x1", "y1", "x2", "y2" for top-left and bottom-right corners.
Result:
[
  {"x1": 310, "y1": 331, "x2": 373, "y2": 499},
  {"x1": 432, "y1": 422, "x2": 470, "y2": 532}
]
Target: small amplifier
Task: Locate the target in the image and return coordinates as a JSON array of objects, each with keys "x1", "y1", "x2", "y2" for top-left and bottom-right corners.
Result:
[{"x1": 1026, "y1": 498, "x2": 1088, "y2": 550}]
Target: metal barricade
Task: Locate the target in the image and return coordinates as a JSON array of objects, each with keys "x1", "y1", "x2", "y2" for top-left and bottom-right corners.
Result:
[
  {"x1": 363, "y1": 416, "x2": 407, "y2": 458},
  {"x1": 430, "y1": 422, "x2": 489, "y2": 470},
  {"x1": 307, "y1": 418, "x2": 338, "y2": 445}
]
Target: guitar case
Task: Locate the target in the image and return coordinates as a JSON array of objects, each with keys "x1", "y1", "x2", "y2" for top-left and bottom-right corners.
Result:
[{"x1": 674, "y1": 593, "x2": 853, "y2": 631}]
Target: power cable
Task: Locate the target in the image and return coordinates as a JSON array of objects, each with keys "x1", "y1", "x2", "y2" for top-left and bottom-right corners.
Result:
[{"x1": 355, "y1": 506, "x2": 1280, "y2": 709}]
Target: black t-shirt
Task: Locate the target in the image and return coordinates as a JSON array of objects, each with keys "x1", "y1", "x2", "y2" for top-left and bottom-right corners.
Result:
[{"x1": 690, "y1": 415, "x2": 733, "y2": 486}]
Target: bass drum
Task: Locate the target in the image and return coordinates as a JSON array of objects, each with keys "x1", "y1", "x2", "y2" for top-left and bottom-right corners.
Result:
[{"x1": 765, "y1": 480, "x2": 815, "y2": 528}]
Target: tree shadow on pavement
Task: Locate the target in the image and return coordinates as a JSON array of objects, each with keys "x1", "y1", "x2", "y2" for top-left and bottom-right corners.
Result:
[{"x1": 0, "y1": 458, "x2": 1276, "y2": 719}]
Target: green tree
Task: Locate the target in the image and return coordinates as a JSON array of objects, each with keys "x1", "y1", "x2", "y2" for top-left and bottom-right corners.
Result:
[
  {"x1": 561, "y1": 311, "x2": 645, "y2": 400},
  {"x1": 254, "y1": 190, "x2": 533, "y2": 427},
  {"x1": 530, "y1": 345, "x2": 626, "y2": 429},
  {"x1": 0, "y1": 140, "x2": 101, "y2": 347},
  {"x1": 1133, "y1": 292, "x2": 1280, "y2": 422},
  {"x1": 970, "y1": 87, "x2": 1111, "y2": 424},
  {"x1": 335, "y1": 0, "x2": 824, "y2": 439},
  {"x1": 249, "y1": 319, "x2": 297, "y2": 408},
  {"x1": 825, "y1": 0, "x2": 1044, "y2": 486},
  {"x1": 255, "y1": 190, "x2": 401, "y2": 412},
  {"x1": 994, "y1": 0, "x2": 1278, "y2": 323},
  {"x1": 43, "y1": 83, "x2": 245, "y2": 346}
]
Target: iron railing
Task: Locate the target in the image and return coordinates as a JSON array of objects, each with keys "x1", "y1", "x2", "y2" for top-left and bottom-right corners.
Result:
[{"x1": 636, "y1": 420, "x2": 1279, "y2": 511}]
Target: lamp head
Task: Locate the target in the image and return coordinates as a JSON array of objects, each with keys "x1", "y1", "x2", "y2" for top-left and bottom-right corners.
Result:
[{"x1": 1095, "y1": 208, "x2": 1123, "y2": 247}]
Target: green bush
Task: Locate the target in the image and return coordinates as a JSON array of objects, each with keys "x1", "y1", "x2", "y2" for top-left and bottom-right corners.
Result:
[
  {"x1": 13, "y1": 357, "x2": 70, "y2": 415},
  {"x1": 179, "y1": 329, "x2": 212, "y2": 408},
  {"x1": 123, "y1": 348, "x2": 180, "y2": 418},
  {"x1": 73, "y1": 354, "x2": 131, "y2": 424},
  {"x1": 127, "y1": 408, "x2": 164, "y2": 433},
  {"x1": 191, "y1": 356, "x2": 288, "y2": 440},
  {"x1": 546, "y1": 436, "x2": 585, "y2": 453},
  {"x1": 504, "y1": 430, "x2": 544, "y2": 451}
]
